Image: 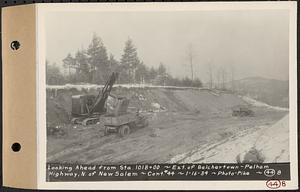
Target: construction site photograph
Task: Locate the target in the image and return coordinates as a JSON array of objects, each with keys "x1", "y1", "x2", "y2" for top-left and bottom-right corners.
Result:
[{"x1": 45, "y1": 8, "x2": 290, "y2": 166}]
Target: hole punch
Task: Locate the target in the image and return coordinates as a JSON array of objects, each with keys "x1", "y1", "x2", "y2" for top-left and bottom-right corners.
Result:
[
  {"x1": 11, "y1": 143, "x2": 21, "y2": 152},
  {"x1": 10, "y1": 40, "x2": 21, "y2": 50}
]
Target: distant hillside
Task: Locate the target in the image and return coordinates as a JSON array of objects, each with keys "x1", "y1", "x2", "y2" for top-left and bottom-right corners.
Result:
[{"x1": 231, "y1": 77, "x2": 289, "y2": 108}]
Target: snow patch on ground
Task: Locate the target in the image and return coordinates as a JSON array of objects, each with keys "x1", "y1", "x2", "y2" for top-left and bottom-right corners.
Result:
[
  {"x1": 151, "y1": 102, "x2": 161, "y2": 109},
  {"x1": 241, "y1": 96, "x2": 288, "y2": 111},
  {"x1": 169, "y1": 115, "x2": 289, "y2": 163},
  {"x1": 138, "y1": 94, "x2": 146, "y2": 101},
  {"x1": 46, "y1": 83, "x2": 208, "y2": 91},
  {"x1": 208, "y1": 91, "x2": 220, "y2": 97},
  {"x1": 47, "y1": 84, "x2": 103, "y2": 91},
  {"x1": 150, "y1": 102, "x2": 166, "y2": 112}
]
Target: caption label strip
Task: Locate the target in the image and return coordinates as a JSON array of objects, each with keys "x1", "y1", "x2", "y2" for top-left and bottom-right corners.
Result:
[{"x1": 47, "y1": 163, "x2": 290, "y2": 181}]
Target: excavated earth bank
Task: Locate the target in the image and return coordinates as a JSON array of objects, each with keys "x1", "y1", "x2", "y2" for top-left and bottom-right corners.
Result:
[{"x1": 46, "y1": 86, "x2": 288, "y2": 164}]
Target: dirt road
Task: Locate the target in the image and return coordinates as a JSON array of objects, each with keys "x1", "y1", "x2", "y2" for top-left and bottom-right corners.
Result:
[{"x1": 47, "y1": 107, "x2": 287, "y2": 164}]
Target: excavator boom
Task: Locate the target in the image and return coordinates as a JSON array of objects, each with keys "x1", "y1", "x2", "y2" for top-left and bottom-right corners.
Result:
[
  {"x1": 71, "y1": 72, "x2": 119, "y2": 125},
  {"x1": 89, "y1": 72, "x2": 119, "y2": 114}
]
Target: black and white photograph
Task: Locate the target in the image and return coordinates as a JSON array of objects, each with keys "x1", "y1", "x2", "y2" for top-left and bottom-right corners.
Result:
[{"x1": 39, "y1": 2, "x2": 297, "y2": 188}]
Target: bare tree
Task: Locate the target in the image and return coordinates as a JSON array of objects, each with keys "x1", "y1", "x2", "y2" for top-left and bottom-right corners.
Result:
[
  {"x1": 187, "y1": 44, "x2": 196, "y2": 82},
  {"x1": 230, "y1": 64, "x2": 235, "y2": 91},
  {"x1": 216, "y1": 68, "x2": 222, "y2": 89},
  {"x1": 221, "y1": 67, "x2": 227, "y2": 90},
  {"x1": 207, "y1": 61, "x2": 214, "y2": 89}
]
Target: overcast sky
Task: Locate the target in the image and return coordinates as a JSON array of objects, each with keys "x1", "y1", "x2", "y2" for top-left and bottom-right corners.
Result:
[{"x1": 45, "y1": 9, "x2": 289, "y2": 82}]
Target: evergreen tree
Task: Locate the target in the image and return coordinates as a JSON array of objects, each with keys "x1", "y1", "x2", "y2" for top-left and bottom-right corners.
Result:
[
  {"x1": 62, "y1": 53, "x2": 76, "y2": 81},
  {"x1": 46, "y1": 61, "x2": 65, "y2": 85},
  {"x1": 135, "y1": 62, "x2": 149, "y2": 84},
  {"x1": 60, "y1": 33, "x2": 203, "y2": 87},
  {"x1": 157, "y1": 63, "x2": 168, "y2": 85},
  {"x1": 193, "y1": 78, "x2": 203, "y2": 88},
  {"x1": 120, "y1": 38, "x2": 140, "y2": 83},
  {"x1": 182, "y1": 77, "x2": 193, "y2": 87},
  {"x1": 108, "y1": 53, "x2": 120, "y2": 74},
  {"x1": 149, "y1": 66, "x2": 158, "y2": 84},
  {"x1": 75, "y1": 49, "x2": 90, "y2": 83},
  {"x1": 158, "y1": 63, "x2": 167, "y2": 75},
  {"x1": 87, "y1": 34, "x2": 109, "y2": 84}
]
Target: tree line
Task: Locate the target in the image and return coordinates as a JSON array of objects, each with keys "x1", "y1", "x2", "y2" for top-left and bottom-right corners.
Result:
[{"x1": 46, "y1": 34, "x2": 202, "y2": 88}]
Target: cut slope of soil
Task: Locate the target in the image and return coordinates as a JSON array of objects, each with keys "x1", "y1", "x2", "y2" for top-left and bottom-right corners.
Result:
[
  {"x1": 46, "y1": 85, "x2": 289, "y2": 164},
  {"x1": 170, "y1": 114, "x2": 289, "y2": 163},
  {"x1": 46, "y1": 87, "x2": 247, "y2": 125}
]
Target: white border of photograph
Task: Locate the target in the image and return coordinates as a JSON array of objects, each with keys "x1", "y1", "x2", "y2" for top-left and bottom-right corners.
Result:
[{"x1": 36, "y1": 2, "x2": 298, "y2": 190}]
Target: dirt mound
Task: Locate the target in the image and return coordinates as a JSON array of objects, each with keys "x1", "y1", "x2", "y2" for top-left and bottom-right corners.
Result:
[{"x1": 46, "y1": 87, "x2": 246, "y2": 125}]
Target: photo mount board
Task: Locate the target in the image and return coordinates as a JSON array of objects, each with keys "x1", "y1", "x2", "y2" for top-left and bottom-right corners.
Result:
[{"x1": 1, "y1": 2, "x2": 298, "y2": 190}]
